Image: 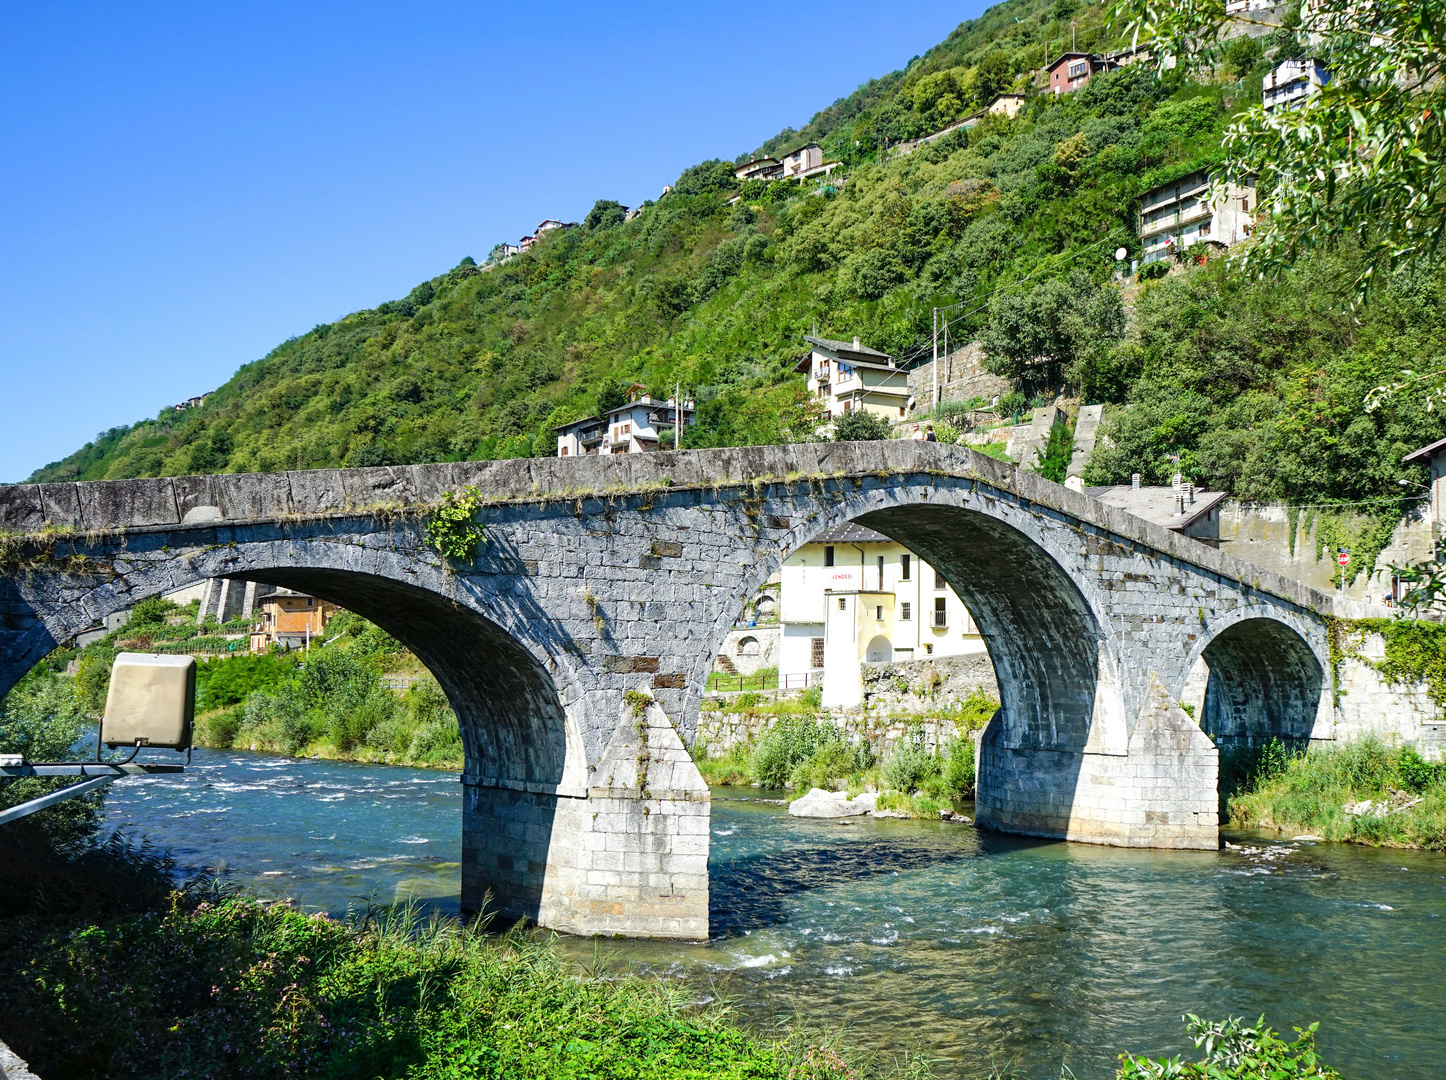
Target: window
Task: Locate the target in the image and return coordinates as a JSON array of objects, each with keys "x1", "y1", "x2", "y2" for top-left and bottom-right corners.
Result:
[
  {"x1": 1069, "y1": 60, "x2": 1088, "y2": 78},
  {"x1": 824, "y1": 546, "x2": 835, "y2": 567},
  {"x1": 811, "y1": 638, "x2": 825, "y2": 668},
  {"x1": 305, "y1": 597, "x2": 314, "y2": 607},
  {"x1": 1199, "y1": 220, "x2": 1210, "y2": 237},
  {"x1": 838, "y1": 597, "x2": 847, "y2": 611},
  {"x1": 876, "y1": 605, "x2": 883, "y2": 621},
  {"x1": 621, "y1": 423, "x2": 631, "y2": 435},
  {"x1": 900, "y1": 602, "x2": 912, "y2": 621},
  {"x1": 899, "y1": 406, "x2": 905, "y2": 416},
  {"x1": 924, "y1": 643, "x2": 934, "y2": 655},
  {"x1": 842, "y1": 400, "x2": 852, "y2": 412},
  {"x1": 933, "y1": 597, "x2": 947, "y2": 628},
  {"x1": 900, "y1": 554, "x2": 911, "y2": 580},
  {"x1": 934, "y1": 570, "x2": 946, "y2": 590}
]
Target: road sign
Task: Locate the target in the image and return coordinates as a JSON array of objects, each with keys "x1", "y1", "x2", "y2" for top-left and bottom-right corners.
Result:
[{"x1": 1338, "y1": 551, "x2": 1351, "y2": 566}]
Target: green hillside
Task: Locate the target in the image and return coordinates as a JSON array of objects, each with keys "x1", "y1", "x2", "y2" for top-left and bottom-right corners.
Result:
[{"x1": 27, "y1": 0, "x2": 1446, "y2": 519}]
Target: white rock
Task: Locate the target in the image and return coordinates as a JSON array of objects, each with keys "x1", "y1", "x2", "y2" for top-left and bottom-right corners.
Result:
[
  {"x1": 1293, "y1": 835, "x2": 1323, "y2": 842},
  {"x1": 788, "y1": 787, "x2": 871, "y2": 818}
]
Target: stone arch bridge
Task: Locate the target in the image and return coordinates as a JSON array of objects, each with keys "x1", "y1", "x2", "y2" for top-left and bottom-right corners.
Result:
[{"x1": 0, "y1": 442, "x2": 1358, "y2": 939}]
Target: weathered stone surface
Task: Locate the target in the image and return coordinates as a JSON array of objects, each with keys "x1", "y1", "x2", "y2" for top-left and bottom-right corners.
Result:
[{"x1": 0, "y1": 441, "x2": 1418, "y2": 939}]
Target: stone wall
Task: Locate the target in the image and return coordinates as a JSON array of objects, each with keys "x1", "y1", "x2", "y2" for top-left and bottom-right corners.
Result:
[
  {"x1": 1334, "y1": 631, "x2": 1446, "y2": 760},
  {"x1": 905, "y1": 342, "x2": 1009, "y2": 417},
  {"x1": 696, "y1": 654, "x2": 999, "y2": 760},
  {"x1": 715, "y1": 625, "x2": 779, "y2": 675}
]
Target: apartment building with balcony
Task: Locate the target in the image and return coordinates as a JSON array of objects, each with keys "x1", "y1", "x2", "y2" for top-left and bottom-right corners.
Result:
[
  {"x1": 554, "y1": 393, "x2": 695, "y2": 457},
  {"x1": 778, "y1": 523, "x2": 983, "y2": 707},
  {"x1": 1139, "y1": 169, "x2": 1255, "y2": 264},
  {"x1": 1263, "y1": 57, "x2": 1329, "y2": 112},
  {"x1": 796, "y1": 334, "x2": 910, "y2": 424}
]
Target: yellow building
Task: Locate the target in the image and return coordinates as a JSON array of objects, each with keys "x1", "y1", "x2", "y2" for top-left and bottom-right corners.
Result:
[
  {"x1": 779, "y1": 523, "x2": 983, "y2": 707},
  {"x1": 249, "y1": 589, "x2": 339, "y2": 652},
  {"x1": 796, "y1": 335, "x2": 910, "y2": 425}
]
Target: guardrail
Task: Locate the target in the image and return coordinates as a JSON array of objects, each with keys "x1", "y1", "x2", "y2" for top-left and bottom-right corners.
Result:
[
  {"x1": 382, "y1": 677, "x2": 422, "y2": 690},
  {"x1": 704, "y1": 670, "x2": 819, "y2": 693}
]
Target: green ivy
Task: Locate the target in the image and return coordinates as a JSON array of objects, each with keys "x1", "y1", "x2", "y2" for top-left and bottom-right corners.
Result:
[{"x1": 424, "y1": 487, "x2": 487, "y2": 562}]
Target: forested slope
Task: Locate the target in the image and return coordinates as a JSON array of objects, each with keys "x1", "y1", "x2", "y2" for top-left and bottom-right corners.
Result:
[{"x1": 27, "y1": 0, "x2": 1446, "y2": 522}]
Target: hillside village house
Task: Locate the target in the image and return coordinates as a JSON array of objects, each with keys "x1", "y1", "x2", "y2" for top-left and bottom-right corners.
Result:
[
  {"x1": 796, "y1": 335, "x2": 910, "y2": 423},
  {"x1": 249, "y1": 589, "x2": 339, "y2": 652},
  {"x1": 1047, "y1": 52, "x2": 1118, "y2": 94},
  {"x1": 520, "y1": 218, "x2": 573, "y2": 252},
  {"x1": 1139, "y1": 169, "x2": 1255, "y2": 264},
  {"x1": 779, "y1": 523, "x2": 983, "y2": 707},
  {"x1": 1404, "y1": 437, "x2": 1446, "y2": 531},
  {"x1": 1263, "y1": 58, "x2": 1329, "y2": 112},
  {"x1": 554, "y1": 392, "x2": 695, "y2": 456},
  {"x1": 735, "y1": 142, "x2": 840, "y2": 185}
]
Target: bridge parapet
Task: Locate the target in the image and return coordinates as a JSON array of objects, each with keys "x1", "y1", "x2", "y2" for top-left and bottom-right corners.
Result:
[{"x1": 0, "y1": 442, "x2": 1342, "y2": 620}]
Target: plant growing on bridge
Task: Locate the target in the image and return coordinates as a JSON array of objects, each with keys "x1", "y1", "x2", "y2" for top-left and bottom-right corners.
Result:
[{"x1": 424, "y1": 485, "x2": 488, "y2": 562}]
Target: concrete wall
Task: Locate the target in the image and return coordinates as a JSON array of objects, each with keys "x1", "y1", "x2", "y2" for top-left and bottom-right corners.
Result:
[{"x1": 1214, "y1": 501, "x2": 1431, "y2": 604}]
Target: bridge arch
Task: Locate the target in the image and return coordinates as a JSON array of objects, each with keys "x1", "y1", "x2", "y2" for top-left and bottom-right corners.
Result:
[
  {"x1": 1181, "y1": 607, "x2": 1329, "y2": 750},
  {"x1": 5, "y1": 533, "x2": 594, "y2": 926}
]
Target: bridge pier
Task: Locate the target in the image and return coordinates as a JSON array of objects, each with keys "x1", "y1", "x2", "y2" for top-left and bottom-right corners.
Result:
[
  {"x1": 977, "y1": 678, "x2": 1219, "y2": 850},
  {"x1": 462, "y1": 700, "x2": 710, "y2": 939}
]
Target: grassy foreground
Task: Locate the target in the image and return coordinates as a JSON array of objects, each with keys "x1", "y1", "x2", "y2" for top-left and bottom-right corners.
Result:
[
  {"x1": 1227, "y1": 736, "x2": 1446, "y2": 849},
  {"x1": 0, "y1": 891, "x2": 923, "y2": 1080}
]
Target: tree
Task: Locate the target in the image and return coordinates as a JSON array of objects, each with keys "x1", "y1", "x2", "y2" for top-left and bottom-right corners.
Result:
[
  {"x1": 980, "y1": 270, "x2": 1125, "y2": 390},
  {"x1": 1108, "y1": 0, "x2": 1446, "y2": 305},
  {"x1": 833, "y1": 410, "x2": 893, "y2": 441},
  {"x1": 594, "y1": 383, "x2": 627, "y2": 418},
  {"x1": 584, "y1": 200, "x2": 627, "y2": 230}
]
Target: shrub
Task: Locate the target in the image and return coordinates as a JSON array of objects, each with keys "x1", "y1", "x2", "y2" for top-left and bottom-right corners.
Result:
[
  {"x1": 1119, "y1": 1014, "x2": 1341, "y2": 1079},
  {"x1": 0, "y1": 675, "x2": 103, "y2": 852},
  {"x1": 1399, "y1": 745, "x2": 1438, "y2": 792},
  {"x1": 407, "y1": 720, "x2": 464, "y2": 763},
  {"x1": 195, "y1": 708, "x2": 242, "y2": 749},
  {"x1": 940, "y1": 736, "x2": 975, "y2": 800},
  {"x1": 833, "y1": 410, "x2": 893, "y2": 441},
  {"x1": 1137, "y1": 260, "x2": 1171, "y2": 280},
  {"x1": 750, "y1": 716, "x2": 843, "y2": 789},
  {"x1": 881, "y1": 727, "x2": 940, "y2": 794},
  {"x1": 196, "y1": 653, "x2": 299, "y2": 710},
  {"x1": 789, "y1": 740, "x2": 870, "y2": 791}
]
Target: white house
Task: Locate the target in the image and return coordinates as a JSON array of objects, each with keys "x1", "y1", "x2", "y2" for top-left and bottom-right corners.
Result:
[
  {"x1": 780, "y1": 142, "x2": 841, "y2": 182},
  {"x1": 1139, "y1": 169, "x2": 1255, "y2": 265},
  {"x1": 796, "y1": 334, "x2": 910, "y2": 424},
  {"x1": 1263, "y1": 58, "x2": 1329, "y2": 113},
  {"x1": 779, "y1": 523, "x2": 983, "y2": 707},
  {"x1": 555, "y1": 393, "x2": 695, "y2": 457}
]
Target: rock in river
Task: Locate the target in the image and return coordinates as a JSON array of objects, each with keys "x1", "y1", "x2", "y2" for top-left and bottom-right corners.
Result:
[{"x1": 789, "y1": 788, "x2": 873, "y2": 818}]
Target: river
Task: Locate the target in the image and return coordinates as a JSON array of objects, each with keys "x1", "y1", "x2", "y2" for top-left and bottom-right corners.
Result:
[{"x1": 103, "y1": 747, "x2": 1446, "y2": 1080}]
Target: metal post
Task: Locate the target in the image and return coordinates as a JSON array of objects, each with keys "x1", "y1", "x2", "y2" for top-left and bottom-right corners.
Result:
[
  {"x1": 932, "y1": 307, "x2": 939, "y2": 412},
  {"x1": 0, "y1": 776, "x2": 117, "y2": 826}
]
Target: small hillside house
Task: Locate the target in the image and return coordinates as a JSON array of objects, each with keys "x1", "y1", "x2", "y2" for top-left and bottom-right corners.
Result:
[
  {"x1": 554, "y1": 394, "x2": 695, "y2": 457},
  {"x1": 796, "y1": 335, "x2": 910, "y2": 423},
  {"x1": 1047, "y1": 52, "x2": 1118, "y2": 94}
]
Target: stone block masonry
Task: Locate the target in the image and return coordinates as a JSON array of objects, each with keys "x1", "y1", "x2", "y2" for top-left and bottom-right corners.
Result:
[{"x1": 0, "y1": 440, "x2": 1423, "y2": 938}]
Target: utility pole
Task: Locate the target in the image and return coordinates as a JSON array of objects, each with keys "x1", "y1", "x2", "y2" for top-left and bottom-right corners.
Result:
[
  {"x1": 675, "y1": 381, "x2": 681, "y2": 449},
  {"x1": 1072, "y1": 21, "x2": 1077, "y2": 52},
  {"x1": 932, "y1": 307, "x2": 939, "y2": 411}
]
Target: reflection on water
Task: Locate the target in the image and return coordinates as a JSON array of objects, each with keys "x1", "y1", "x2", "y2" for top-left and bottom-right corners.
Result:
[{"x1": 105, "y1": 753, "x2": 1446, "y2": 1079}]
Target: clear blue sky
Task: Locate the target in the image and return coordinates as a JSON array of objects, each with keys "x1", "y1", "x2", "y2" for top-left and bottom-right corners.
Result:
[{"x1": 0, "y1": 1, "x2": 986, "y2": 482}]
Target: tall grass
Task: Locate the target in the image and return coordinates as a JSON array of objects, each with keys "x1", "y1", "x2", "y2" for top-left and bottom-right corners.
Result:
[
  {"x1": 1228, "y1": 735, "x2": 1446, "y2": 848},
  {"x1": 0, "y1": 894, "x2": 921, "y2": 1080}
]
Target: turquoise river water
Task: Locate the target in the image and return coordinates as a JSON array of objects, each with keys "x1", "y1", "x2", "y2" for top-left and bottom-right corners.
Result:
[{"x1": 103, "y1": 747, "x2": 1446, "y2": 1079}]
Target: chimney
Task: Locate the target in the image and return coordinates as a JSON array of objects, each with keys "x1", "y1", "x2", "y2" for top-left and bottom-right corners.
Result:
[
  {"x1": 853, "y1": 336, "x2": 860, "y2": 350},
  {"x1": 1131, "y1": 473, "x2": 1141, "y2": 490}
]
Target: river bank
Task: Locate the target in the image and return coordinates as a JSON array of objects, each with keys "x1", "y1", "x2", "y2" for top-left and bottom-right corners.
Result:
[
  {"x1": 73, "y1": 748, "x2": 1446, "y2": 1079},
  {"x1": 1226, "y1": 735, "x2": 1446, "y2": 849}
]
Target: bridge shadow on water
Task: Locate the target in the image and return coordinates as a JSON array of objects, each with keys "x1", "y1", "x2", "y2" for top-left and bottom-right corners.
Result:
[{"x1": 707, "y1": 812, "x2": 1059, "y2": 939}]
